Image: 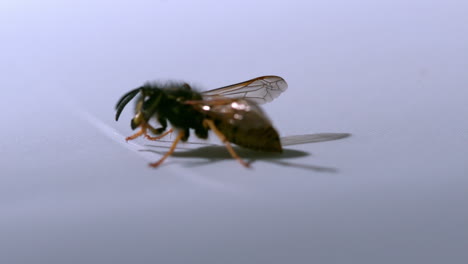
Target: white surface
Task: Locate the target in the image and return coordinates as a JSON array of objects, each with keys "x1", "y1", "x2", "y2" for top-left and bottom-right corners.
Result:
[{"x1": 1, "y1": 0, "x2": 467, "y2": 263}]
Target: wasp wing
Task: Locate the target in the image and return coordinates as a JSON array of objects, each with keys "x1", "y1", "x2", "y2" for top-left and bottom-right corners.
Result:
[
  {"x1": 192, "y1": 98, "x2": 282, "y2": 152},
  {"x1": 201, "y1": 75, "x2": 287, "y2": 105}
]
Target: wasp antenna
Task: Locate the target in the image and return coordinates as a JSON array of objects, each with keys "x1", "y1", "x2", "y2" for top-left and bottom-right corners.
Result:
[{"x1": 115, "y1": 88, "x2": 143, "y2": 121}]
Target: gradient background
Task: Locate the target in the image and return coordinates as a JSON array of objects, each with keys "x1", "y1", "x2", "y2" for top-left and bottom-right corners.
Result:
[{"x1": 1, "y1": 0, "x2": 467, "y2": 263}]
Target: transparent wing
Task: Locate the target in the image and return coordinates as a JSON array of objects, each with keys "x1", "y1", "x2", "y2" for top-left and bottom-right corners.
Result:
[{"x1": 202, "y1": 75, "x2": 287, "y2": 104}]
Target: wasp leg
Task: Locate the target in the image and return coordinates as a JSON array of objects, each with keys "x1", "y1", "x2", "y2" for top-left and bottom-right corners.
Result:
[
  {"x1": 203, "y1": 119, "x2": 250, "y2": 168},
  {"x1": 145, "y1": 117, "x2": 173, "y2": 141},
  {"x1": 125, "y1": 123, "x2": 148, "y2": 142},
  {"x1": 145, "y1": 128, "x2": 174, "y2": 141},
  {"x1": 149, "y1": 131, "x2": 185, "y2": 168}
]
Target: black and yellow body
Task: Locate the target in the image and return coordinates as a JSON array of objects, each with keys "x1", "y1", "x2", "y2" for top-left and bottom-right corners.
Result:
[
  {"x1": 115, "y1": 76, "x2": 287, "y2": 167},
  {"x1": 125, "y1": 83, "x2": 209, "y2": 142}
]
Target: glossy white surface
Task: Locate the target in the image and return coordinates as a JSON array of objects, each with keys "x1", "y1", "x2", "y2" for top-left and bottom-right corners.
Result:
[{"x1": 1, "y1": 1, "x2": 467, "y2": 263}]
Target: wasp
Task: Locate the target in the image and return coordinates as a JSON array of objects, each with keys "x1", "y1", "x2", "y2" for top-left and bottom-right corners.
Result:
[{"x1": 115, "y1": 75, "x2": 287, "y2": 167}]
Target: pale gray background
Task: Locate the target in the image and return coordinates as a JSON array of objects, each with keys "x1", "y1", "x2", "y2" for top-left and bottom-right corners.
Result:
[{"x1": 1, "y1": 0, "x2": 467, "y2": 263}]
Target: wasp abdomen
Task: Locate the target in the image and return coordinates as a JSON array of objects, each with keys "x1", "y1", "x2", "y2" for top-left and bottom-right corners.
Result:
[{"x1": 216, "y1": 122, "x2": 282, "y2": 153}]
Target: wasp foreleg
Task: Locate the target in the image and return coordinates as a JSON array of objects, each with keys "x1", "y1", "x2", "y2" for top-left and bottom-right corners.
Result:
[
  {"x1": 145, "y1": 128, "x2": 174, "y2": 141},
  {"x1": 144, "y1": 116, "x2": 173, "y2": 141},
  {"x1": 125, "y1": 123, "x2": 148, "y2": 142}
]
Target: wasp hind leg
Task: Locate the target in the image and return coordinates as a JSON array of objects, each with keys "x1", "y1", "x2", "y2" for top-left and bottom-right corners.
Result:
[
  {"x1": 149, "y1": 131, "x2": 185, "y2": 168},
  {"x1": 203, "y1": 119, "x2": 250, "y2": 168}
]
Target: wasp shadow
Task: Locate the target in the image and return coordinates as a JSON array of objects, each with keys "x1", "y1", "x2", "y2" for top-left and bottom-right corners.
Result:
[{"x1": 140, "y1": 133, "x2": 350, "y2": 172}]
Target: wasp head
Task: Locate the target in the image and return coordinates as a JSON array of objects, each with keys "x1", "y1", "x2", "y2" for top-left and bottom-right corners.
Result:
[{"x1": 115, "y1": 84, "x2": 163, "y2": 130}]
